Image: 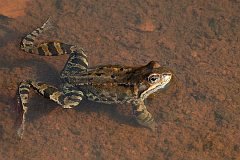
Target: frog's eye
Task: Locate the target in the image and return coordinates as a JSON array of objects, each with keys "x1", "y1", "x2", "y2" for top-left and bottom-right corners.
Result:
[{"x1": 148, "y1": 73, "x2": 161, "y2": 84}]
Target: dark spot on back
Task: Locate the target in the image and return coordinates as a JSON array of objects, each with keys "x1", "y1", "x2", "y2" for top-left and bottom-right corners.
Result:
[
  {"x1": 109, "y1": 93, "x2": 116, "y2": 97},
  {"x1": 100, "y1": 94, "x2": 106, "y2": 98},
  {"x1": 111, "y1": 74, "x2": 116, "y2": 79},
  {"x1": 118, "y1": 83, "x2": 133, "y2": 87},
  {"x1": 95, "y1": 73, "x2": 103, "y2": 76},
  {"x1": 120, "y1": 68, "x2": 124, "y2": 71},
  {"x1": 126, "y1": 70, "x2": 133, "y2": 74},
  {"x1": 117, "y1": 97, "x2": 124, "y2": 101},
  {"x1": 88, "y1": 77, "x2": 94, "y2": 81},
  {"x1": 107, "y1": 98, "x2": 114, "y2": 101}
]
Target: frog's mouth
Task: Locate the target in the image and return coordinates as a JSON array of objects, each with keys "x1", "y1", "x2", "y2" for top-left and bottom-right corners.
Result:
[{"x1": 140, "y1": 73, "x2": 172, "y2": 99}]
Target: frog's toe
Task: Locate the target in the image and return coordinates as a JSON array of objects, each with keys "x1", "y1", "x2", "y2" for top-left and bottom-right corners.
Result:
[
  {"x1": 17, "y1": 124, "x2": 24, "y2": 139},
  {"x1": 147, "y1": 121, "x2": 156, "y2": 132},
  {"x1": 136, "y1": 117, "x2": 156, "y2": 131},
  {"x1": 42, "y1": 17, "x2": 54, "y2": 31},
  {"x1": 62, "y1": 105, "x2": 73, "y2": 109},
  {"x1": 62, "y1": 100, "x2": 80, "y2": 109}
]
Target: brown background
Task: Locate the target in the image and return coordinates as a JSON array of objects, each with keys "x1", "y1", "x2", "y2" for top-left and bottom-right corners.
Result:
[{"x1": 0, "y1": 0, "x2": 240, "y2": 159}]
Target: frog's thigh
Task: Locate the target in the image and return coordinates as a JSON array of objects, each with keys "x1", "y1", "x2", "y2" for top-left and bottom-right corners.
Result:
[
  {"x1": 26, "y1": 80, "x2": 83, "y2": 108},
  {"x1": 61, "y1": 84, "x2": 84, "y2": 108},
  {"x1": 17, "y1": 80, "x2": 83, "y2": 138},
  {"x1": 132, "y1": 102, "x2": 156, "y2": 131},
  {"x1": 61, "y1": 49, "x2": 88, "y2": 75}
]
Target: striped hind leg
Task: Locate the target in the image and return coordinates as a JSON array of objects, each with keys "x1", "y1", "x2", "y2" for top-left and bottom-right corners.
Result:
[
  {"x1": 20, "y1": 18, "x2": 77, "y2": 56},
  {"x1": 16, "y1": 80, "x2": 84, "y2": 138},
  {"x1": 60, "y1": 48, "x2": 88, "y2": 77},
  {"x1": 20, "y1": 17, "x2": 52, "y2": 53}
]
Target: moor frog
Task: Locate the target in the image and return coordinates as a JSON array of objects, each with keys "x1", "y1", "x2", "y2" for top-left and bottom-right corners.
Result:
[{"x1": 17, "y1": 19, "x2": 173, "y2": 138}]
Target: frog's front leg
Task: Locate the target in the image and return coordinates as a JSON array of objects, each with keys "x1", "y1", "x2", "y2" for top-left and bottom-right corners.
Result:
[
  {"x1": 17, "y1": 80, "x2": 83, "y2": 138},
  {"x1": 132, "y1": 101, "x2": 156, "y2": 131}
]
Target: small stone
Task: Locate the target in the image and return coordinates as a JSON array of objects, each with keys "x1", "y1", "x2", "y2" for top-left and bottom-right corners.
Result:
[
  {"x1": 114, "y1": 36, "x2": 120, "y2": 41},
  {"x1": 216, "y1": 94, "x2": 226, "y2": 101},
  {"x1": 138, "y1": 20, "x2": 156, "y2": 32},
  {"x1": 191, "y1": 51, "x2": 198, "y2": 57},
  {"x1": 63, "y1": 146, "x2": 68, "y2": 151},
  {"x1": 222, "y1": 70, "x2": 227, "y2": 75}
]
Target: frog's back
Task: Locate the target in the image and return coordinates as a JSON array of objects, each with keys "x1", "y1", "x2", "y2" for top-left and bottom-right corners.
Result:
[
  {"x1": 64, "y1": 65, "x2": 135, "y2": 85},
  {"x1": 63, "y1": 65, "x2": 139, "y2": 104}
]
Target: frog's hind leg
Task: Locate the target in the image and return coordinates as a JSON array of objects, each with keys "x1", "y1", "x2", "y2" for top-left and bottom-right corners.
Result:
[
  {"x1": 20, "y1": 18, "x2": 76, "y2": 56},
  {"x1": 21, "y1": 18, "x2": 88, "y2": 74},
  {"x1": 60, "y1": 48, "x2": 88, "y2": 77},
  {"x1": 16, "y1": 80, "x2": 84, "y2": 138},
  {"x1": 20, "y1": 17, "x2": 52, "y2": 54}
]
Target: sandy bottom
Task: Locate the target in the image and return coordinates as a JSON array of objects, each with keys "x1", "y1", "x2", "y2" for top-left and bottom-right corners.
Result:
[{"x1": 0, "y1": 0, "x2": 240, "y2": 159}]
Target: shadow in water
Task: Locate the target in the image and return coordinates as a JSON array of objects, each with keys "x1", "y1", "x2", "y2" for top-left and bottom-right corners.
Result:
[
  {"x1": 0, "y1": 15, "x2": 19, "y2": 48},
  {"x1": 0, "y1": 50, "x2": 136, "y2": 129},
  {"x1": 75, "y1": 100, "x2": 136, "y2": 128},
  {"x1": 0, "y1": 14, "x2": 136, "y2": 130},
  {"x1": 0, "y1": 55, "x2": 61, "y2": 125}
]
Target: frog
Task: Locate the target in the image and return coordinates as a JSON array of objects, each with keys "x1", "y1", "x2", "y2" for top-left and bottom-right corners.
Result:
[{"x1": 16, "y1": 18, "x2": 173, "y2": 138}]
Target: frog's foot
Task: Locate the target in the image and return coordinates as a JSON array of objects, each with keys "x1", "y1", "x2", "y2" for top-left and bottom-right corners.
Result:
[
  {"x1": 20, "y1": 17, "x2": 53, "y2": 53},
  {"x1": 135, "y1": 111, "x2": 156, "y2": 131},
  {"x1": 132, "y1": 102, "x2": 156, "y2": 131},
  {"x1": 20, "y1": 17, "x2": 78, "y2": 57},
  {"x1": 16, "y1": 81, "x2": 31, "y2": 138},
  {"x1": 16, "y1": 80, "x2": 83, "y2": 138},
  {"x1": 41, "y1": 17, "x2": 53, "y2": 31}
]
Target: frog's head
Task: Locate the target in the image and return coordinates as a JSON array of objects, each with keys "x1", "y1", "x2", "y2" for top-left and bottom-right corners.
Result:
[{"x1": 135, "y1": 61, "x2": 173, "y2": 99}]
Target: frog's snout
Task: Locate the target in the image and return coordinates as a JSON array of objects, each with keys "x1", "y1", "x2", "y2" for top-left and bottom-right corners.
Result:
[{"x1": 162, "y1": 72, "x2": 172, "y2": 83}]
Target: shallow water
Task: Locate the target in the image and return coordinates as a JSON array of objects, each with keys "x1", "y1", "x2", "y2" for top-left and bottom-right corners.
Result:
[{"x1": 0, "y1": 0, "x2": 240, "y2": 159}]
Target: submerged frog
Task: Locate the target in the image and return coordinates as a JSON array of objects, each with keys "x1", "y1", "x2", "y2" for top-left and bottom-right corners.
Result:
[{"x1": 17, "y1": 19, "x2": 173, "y2": 138}]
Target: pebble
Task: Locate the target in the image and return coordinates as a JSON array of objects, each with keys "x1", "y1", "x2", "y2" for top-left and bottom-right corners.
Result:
[
  {"x1": 191, "y1": 51, "x2": 198, "y2": 57},
  {"x1": 138, "y1": 20, "x2": 156, "y2": 32},
  {"x1": 216, "y1": 94, "x2": 226, "y2": 101}
]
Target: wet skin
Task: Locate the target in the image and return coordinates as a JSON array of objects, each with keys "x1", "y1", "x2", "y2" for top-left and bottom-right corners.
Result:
[{"x1": 17, "y1": 18, "x2": 173, "y2": 138}]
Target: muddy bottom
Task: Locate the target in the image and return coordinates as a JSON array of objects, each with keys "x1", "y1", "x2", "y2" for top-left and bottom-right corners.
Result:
[{"x1": 0, "y1": 0, "x2": 240, "y2": 160}]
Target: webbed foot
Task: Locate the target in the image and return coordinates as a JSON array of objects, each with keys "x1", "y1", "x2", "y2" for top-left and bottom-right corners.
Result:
[{"x1": 132, "y1": 102, "x2": 156, "y2": 131}]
